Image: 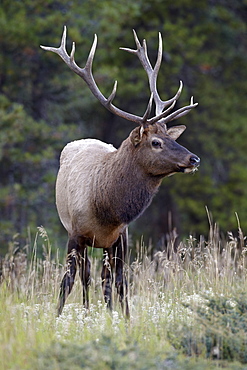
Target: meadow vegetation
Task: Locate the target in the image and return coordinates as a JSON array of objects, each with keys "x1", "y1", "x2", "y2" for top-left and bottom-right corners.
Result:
[
  {"x1": 1, "y1": 0, "x2": 247, "y2": 250},
  {"x1": 1, "y1": 223, "x2": 247, "y2": 369}
]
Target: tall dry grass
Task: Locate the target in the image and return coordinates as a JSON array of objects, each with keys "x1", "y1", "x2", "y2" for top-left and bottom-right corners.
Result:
[{"x1": 0, "y1": 221, "x2": 247, "y2": 369}]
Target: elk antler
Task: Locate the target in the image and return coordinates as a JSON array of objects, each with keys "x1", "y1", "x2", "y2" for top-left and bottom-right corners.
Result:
[
  {"x1": 120, "y1": 30, "x2": 198, "y2": 126},
  {"x1": 40, "y1": 27, "x2": 198, "y2": 127}
]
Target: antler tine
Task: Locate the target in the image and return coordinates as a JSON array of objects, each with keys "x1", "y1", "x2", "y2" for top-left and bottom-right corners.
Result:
[
  {"x1": 153, "y1": 32, "x2": 162, "y2": 75},
  {"x1": 142, "y1": 93, "x2": 154, "y2": 125},
  {"x1": 152, "y1": 32, "x2": 166, "y2": 115},
  {"x1": 84, "y1": 34, "x2": 97, "y2": 71},
  {"x1": 157, "y1": 97, "x2": 198, "y2": 125},
  {"x1": 70, "y1": 42, "x2": 76, "y2": 62},
  {"x1": 133, "y1": 29, "x2": 143, "y2": 52},
  {"x1": 61, "y1": 25, "x2": 67, "y2": 50},
  {"x1": 107, "y1": 81, "x2": 118, "y2": 106}
]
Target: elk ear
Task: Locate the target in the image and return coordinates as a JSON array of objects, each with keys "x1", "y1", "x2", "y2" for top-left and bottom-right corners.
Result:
[
  {"x1": 167, "y1": 125, "x2": 186, "y2": 140},
  {"x1": 130, "y1": 126, "x2": 144, "y2": 146}
]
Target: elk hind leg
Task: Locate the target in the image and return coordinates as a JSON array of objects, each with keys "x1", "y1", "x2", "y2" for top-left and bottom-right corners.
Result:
[
  {"x1": 113, "y1": 231, "x2": 129, "y2": 318},
  {"x1": 57, "y1": 238, "x2": 78, "y2": 316},
  {"x1": 78, "y1": 245, "x2": 91, "y2": 309},
  {"x1": 101, "y1": 248, "x2": 113, "y2": 310}
]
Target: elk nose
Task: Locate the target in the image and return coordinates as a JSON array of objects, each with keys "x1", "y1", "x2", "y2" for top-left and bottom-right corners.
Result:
[{"x1": 190, "y1": 155, "x2": 200, "y2": 166}]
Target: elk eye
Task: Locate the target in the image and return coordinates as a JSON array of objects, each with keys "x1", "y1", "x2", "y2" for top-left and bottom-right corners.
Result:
[{"x1": 152, "y1": 139, "x2": 162, "y2": 148}]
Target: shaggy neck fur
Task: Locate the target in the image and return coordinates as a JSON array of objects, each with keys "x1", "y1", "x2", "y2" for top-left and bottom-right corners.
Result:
[{"x1": 93, "y1": 137, "x2": 162, "y2": 227}]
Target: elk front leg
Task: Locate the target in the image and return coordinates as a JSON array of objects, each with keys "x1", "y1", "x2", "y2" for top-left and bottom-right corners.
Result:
[
  {"x1": 78, "y1": 245, "x2": 91, "y2": 309},
  {"x1": 57, "y1": 238, "x2": 78, "y2": 316},
  {"x1": 113, "y1": 230, "x2": 130, "y2": 318},
  {"x1": 101, "y1": 248, "x2": 113, "y2": 310}
]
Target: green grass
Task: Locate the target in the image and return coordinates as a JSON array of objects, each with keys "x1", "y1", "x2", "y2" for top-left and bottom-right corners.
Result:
[{"x1": 1, "y1": 224, "x2": 247, "y2": 369}]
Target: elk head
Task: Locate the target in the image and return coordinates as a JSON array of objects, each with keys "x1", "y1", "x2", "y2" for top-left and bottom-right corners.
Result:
[{"x1": 129, "y1": 123, "x2": 199, "y2": 179}]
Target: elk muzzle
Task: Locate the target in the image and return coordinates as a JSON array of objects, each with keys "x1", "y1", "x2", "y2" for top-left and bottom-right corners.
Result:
[{"x1": 178, "y1": 154, "x2": 200, "y2": 173}]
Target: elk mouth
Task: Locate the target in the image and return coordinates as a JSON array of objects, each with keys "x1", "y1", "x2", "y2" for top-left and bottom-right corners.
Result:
[
  {"x1": 177, "y1": 164, "x2": 200, "y2": 174},
  {"x1": 167, "y1": 164, "x2": 199, "y2": 178}
]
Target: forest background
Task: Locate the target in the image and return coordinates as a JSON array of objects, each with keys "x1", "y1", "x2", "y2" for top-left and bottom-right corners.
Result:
[{"x1": 0, "y1": 0, "x2": 246, "y2": 256}]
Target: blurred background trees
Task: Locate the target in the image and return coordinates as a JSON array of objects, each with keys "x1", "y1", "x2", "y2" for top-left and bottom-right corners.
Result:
[{"x1": 0, "y1": 0, "x2": 246, "y2": 254}]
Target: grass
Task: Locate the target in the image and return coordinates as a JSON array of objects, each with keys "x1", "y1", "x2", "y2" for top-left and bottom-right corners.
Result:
[{"x1": 1, "y1": 224, "x2": 247, "y2": 369}]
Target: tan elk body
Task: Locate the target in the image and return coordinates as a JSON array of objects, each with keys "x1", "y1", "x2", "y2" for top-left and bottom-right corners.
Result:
[{"x1": 41, "y1": 28, "x2": 200, "y2": 316}]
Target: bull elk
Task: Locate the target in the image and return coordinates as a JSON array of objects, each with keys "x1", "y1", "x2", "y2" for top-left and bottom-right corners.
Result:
[{"x1": 41, "y1": 27, "x2": 200, "y2": 317}]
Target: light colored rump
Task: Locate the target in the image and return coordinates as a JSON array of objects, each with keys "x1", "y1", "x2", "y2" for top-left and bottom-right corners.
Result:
[{"x1": 56, "y1": 138, "x2": 117, "y2": 243}]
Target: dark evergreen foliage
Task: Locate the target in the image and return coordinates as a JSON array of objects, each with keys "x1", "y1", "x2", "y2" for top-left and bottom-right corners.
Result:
[{"x1": 0, "y1": 0, "x2": 246, "y2": 253}]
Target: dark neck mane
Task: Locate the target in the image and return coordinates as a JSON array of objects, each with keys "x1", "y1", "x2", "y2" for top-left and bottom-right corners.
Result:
[{"x1": 93, "y1": 138, "x2": 161, "y2": 226}]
